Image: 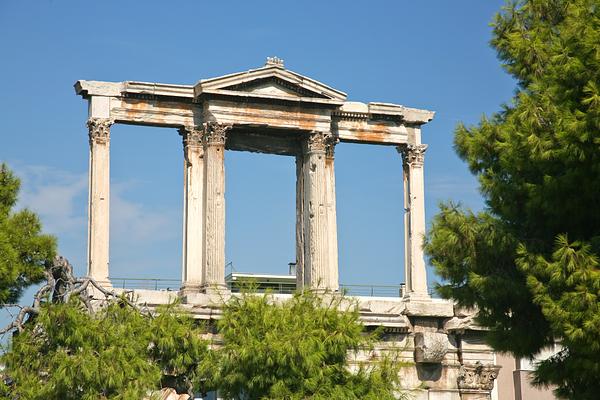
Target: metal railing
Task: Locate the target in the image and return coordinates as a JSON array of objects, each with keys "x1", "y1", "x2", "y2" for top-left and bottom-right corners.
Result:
[
  {"x1": 110, "y1": 277, "x2": 181, "y2": 291},
  {"x1": 340, "y1": 284, "x2": 405, "y2": 298},
  {"x1": 228, "y1": 283, "x2": 296, "y2": 294},
  {"x1": 109, "y1": 277, "x2": 408, "y2": 297}
]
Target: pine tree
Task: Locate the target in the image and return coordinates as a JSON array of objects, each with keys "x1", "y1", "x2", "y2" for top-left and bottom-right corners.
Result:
[
  {"x1": 0, "y1": 163, "x2": 56, "y2": 303},
  {"x1": 212, "y1": 290, "x2": 407, "y2": 400},
  {"x1": 1, "y1": 298, "x2": 211, "y2": 399},
  {"x1": 424, "y1": 1, "x2": 600, "y2": 398}
]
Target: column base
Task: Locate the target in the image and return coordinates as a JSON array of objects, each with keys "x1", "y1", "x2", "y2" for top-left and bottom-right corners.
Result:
[
  {"x1": 85, "y1": 280, "x2": 115, "y2": 306},
  {"x1": 311, "y1": 287, "x2": 340, "y2": 294},
  {"x1": 179, "y1": 283, "x2": 206, "y2": 304},
  {"x1": 403, "y1": 290, "x2": 431, "y2": 302},
  {"x1": 89, "y1": 277, "x2": 113, "y2": 289},
  {"x1": 179, "y1": 283, "x2": 203, "y2": 296},
  {"x1": 202, "y1": 283, "x2": 229, "y2": 296}
]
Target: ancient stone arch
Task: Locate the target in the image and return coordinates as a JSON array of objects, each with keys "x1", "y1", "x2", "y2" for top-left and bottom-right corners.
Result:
[
  {"x1": 77, "y1": 57, "x2": 434, "y2": 298},
  {"x1": 76, "y1": 58, "x2": 502, "y2": 399}
]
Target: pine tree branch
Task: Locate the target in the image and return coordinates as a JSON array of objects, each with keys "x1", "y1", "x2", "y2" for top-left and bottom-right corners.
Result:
[{"x1": 0, "y1": 255, "x2": 148, "y2": 336}]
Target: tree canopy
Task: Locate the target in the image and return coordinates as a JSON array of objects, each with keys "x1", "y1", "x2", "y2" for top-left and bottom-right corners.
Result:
[
  {"x1": 1, "y1": 268, "x2": 405, "y2": 399},
  {"x1": 424, "y1": 0, "x2": 600, "y2": 398},
  {"x1": 0, "y1": 163, "x2": 56, "y2": 303},
  {"x1": 1, "y1": 299, "x2": 209, "y2": 400},
  {"x1": 214, "y1": 291, "x2": 405, "y2": 400}
]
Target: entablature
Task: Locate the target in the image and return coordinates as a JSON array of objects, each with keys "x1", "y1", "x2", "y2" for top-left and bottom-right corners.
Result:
[{"x1": 75, "y1": 59, "x2": 435, "y2": 147}]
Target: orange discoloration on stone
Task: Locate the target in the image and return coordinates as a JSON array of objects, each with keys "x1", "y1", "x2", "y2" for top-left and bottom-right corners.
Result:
[
  {"x1": 335, "y1": 119, "x2": 402, "y2": 144},
  {"x1": 212, "y1": 100, "x2": 322, "y2": 130},
  {"x1": 354, "y1": 130, "x2": 388, "y2": 143},
  {"x1": 117, "y1": 99, "x2": 194, "y2": 125}
]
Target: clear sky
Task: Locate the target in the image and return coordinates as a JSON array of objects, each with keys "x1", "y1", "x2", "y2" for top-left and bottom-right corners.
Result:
[{"x1": 0, "y1": 1, "x2": 514, "y2": 294}]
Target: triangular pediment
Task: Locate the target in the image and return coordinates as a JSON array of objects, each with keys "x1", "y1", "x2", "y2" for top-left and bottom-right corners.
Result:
[
  {"x1": 223, "y1": 77, "x2": 328, "y2": 99},
  {"x1": 194, "y1": 60, "x2": 347, "y2": 103}
]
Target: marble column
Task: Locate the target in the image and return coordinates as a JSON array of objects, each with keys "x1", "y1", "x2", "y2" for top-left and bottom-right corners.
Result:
[
  {"x1": 325, "y1": 137, "x2": 339, "y2": 291},
  {"x1": 180, "y1": 126, "x2": 205, "y2": 293},
  {"x1": 398, "y1": 142, "x2": 429, "y2": 298},
  {"x1": 295, "y1": 155, "x2": 305, "y2": 289},
  {"x1": 302, "y1": 131, "x2": 336, "y2": 291},
  {"x1": 202, "y1": 122, "x2": 231, "y2": 294},
  {"x1": 87, "y1": 117, "x2": 113, "y2": 285}
]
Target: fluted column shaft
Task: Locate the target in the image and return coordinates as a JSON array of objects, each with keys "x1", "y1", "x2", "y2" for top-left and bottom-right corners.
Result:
[
  {"x1": 399, "y1": 143, "x2": 429, "y2": 298},
  {"x1": 180, "y1": 126, "x2": 205, "y2": 292},
  {"x1": 325, "y1": 139, "x2": 339, "y2": 291},
  {"x1": 202, "y1": 123, "x2": 231, "y2": 293},
  {"x1": 295, "y1": 155, "x2": 305, "y2": 289},
  {"x1": 302, "y1": 131, "x2": 337, "y2": 291},
  {"x1": 87, "y1": 118, "x2": 113, "y2": 285}
]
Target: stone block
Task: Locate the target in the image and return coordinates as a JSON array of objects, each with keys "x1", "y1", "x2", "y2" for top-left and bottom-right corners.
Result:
[
  {"x1": 414, "y1": 332, "x2": 449, "y2": 363},
  {"x1": 404, "y1": 299, "x2": 454, "y2": 317}
]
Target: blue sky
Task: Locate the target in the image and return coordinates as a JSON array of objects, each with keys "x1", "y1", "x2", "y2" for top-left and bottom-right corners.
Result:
[{"x1": 0, "y1": 1, "x2": 515, "y2": 294}]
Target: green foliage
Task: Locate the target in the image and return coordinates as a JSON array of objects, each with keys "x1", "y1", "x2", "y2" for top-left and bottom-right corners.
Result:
[
  {"x1": 0, "y1": 163, "x2": 56, "y2": 303},
  {"x1": 1, "y1": 298, "x2": 210, "y2": 399},
  {"x1": 425, "y1": 1, "x2": 600, "y2": 398},
  {"x1": 518, "y1": 236, "x2": 600, "y2": 398},
  {"x1": 425, "y1": 204, "x2": 552, "y2": 356},
  {"x1": 2, "y1": 290, "x2": 405, "y2": 399},
  {"x1": 211, "y1": 291, "x2": 406, "y2": 400},
  {"x1": 150, "y1": 302, "x2": 214, "y2": 393}
]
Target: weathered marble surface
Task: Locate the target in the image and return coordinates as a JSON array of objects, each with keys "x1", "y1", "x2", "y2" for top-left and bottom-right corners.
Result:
[{"x1": 76, "y1": 58, "x2": 434, "y2": 297}]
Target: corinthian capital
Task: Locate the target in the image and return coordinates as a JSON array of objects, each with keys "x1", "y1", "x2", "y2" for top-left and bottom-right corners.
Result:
[
  {"x1": 179, "y1": 125, "x2": 203, "y2": 149},
  {"x1": 397, "y1": 143, "x2": 427, "y2": 167},
  {"x1": 87, "y1": 118, "x2": 113, "y2": 145},
  {"x1": 203, "y1": 122, "x2": 232, "y2": 146},
  {"x1": 305, "y1": 131, "x2": 329, "y2": 153},
  {"x1": 457, "y1": 362, "x2": 500, "y2": 391}
]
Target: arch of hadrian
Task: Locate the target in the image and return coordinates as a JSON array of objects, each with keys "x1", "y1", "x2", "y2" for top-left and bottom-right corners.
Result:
[{"x1": 75, "y1": 58, "x2": 499, "y2": 399}]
